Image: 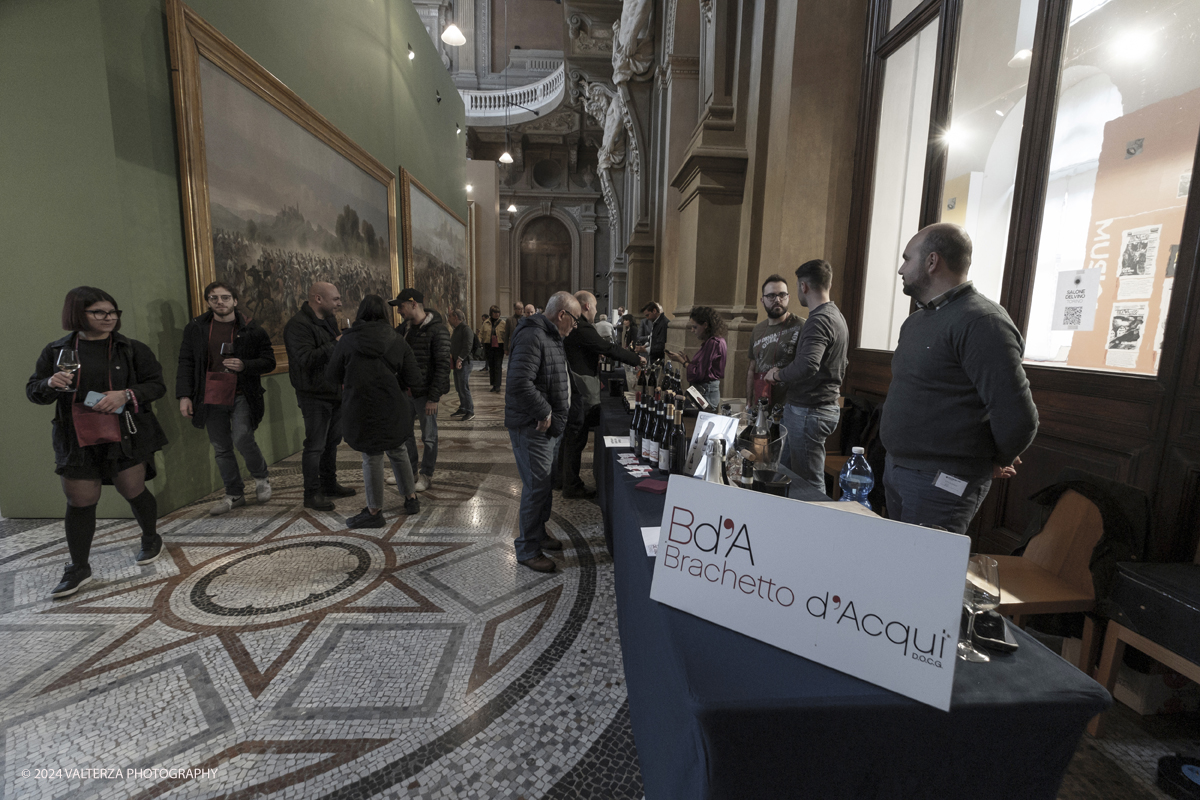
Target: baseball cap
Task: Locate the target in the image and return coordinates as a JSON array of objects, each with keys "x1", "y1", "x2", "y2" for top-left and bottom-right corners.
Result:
[{"x1": 389, "y1": 288, "x2": 424, "y2": 306}]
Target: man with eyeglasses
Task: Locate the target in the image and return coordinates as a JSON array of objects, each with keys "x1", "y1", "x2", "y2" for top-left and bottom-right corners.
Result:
[
  {"x1": 747, "y1": 274, "x2": 803, "y2": 407},
  {"x1": 176, "y1": 281, "x2": 276, "y2": 515},
  {"x1": 505, "y1": 292, "x2": 580, "y2": 573},
  {"x1": 389, "y1": 288, "x2": 451, "y2": 492}
]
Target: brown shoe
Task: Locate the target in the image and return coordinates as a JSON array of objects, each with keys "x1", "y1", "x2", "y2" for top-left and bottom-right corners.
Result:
[
  {"x1": 518, "y1": 555, "x2": 556, "y2": 573},
  {"x1": 541, "y1": 533, "x2": 564, "y2": 551}
]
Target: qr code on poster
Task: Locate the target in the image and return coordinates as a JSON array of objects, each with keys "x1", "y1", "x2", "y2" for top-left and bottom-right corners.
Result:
[{"x1": 1062, "y1": 306, "x2": 1083, "y2": 327}]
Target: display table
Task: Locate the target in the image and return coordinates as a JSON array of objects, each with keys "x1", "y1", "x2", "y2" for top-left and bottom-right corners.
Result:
[{"x1": 595, "y1": 401, "x2": 1111, "y2": 800}]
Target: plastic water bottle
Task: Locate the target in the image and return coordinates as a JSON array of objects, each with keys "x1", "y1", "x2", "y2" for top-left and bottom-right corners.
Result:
[{"x1": 839, "y1": 447, "x2": 873, "y2": 509}]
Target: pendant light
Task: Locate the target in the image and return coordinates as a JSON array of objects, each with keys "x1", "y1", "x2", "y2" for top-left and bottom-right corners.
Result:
[
  {"x1": 507, "y1": 203, "x2": 518, "y2": 213},
  {"x1": 441, "y1": 22, "x2": 466, "y2": 47},
  {"x1": 498, "y1": 0, "x2": 513, "y2": 166}
]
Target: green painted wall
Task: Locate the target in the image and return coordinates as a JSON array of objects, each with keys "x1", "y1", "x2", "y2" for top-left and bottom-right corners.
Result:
[{"x1": 0, "y1": 0, "x2": 466, "y2": 518}]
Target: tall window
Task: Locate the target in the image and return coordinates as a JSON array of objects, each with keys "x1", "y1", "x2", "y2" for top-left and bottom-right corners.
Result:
[
  {"x1": 1023, "y1": 0, "x2": 1200, "y2": 375},
  {"x1": 937, "y1": 0, "x2": 1034, "y2": 303},
  {"x1": 859, "y1": 20, "x2": 939, "y2": 351}
]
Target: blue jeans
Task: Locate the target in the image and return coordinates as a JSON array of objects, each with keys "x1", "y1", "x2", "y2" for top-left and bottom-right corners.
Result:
[
  {"x1": 406, "y1": 394, "x2": 439, "y2": 478},
  {"x1": 509, "y1": 425, "x2": 561, "y2": 561},
  {"x1": 884, "y1": 456, "x2": 992, "y2": 534},
  {"x1": 297, "y1": 396, "x2": 342, "y2": 497},
  {"x1": 782, "y1": 402, "x2": 840, "y2": 497},
  {"x1": 204, "y1": 395, "x2": 268, "y2": 497},
  {"x1": 453, "y1": 359, "x2": 474, "y2": 413},
  {"x1": 362, "y1": 447, "x2": 415, "y2": 508}
]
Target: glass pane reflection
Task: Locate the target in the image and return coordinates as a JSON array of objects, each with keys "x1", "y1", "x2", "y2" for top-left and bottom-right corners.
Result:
[{"x1": 1024, "y1": 0, "x2": 1199, "y2": 375}]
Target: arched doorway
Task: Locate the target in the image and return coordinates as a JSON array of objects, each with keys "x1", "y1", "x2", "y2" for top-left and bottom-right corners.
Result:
[{"x1": 519, "y1": 216, "x2": 572, "y2": 309}]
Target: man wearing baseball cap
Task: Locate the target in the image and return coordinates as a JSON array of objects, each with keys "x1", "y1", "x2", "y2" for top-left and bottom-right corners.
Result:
[{"x1": 389, "y1": 289, "x2": 451, "y2": 491}]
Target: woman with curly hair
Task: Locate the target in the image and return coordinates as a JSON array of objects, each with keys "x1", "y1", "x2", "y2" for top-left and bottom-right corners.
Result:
[{"x1": 667, "y1": 306, "x2": 727, "y2": 410}]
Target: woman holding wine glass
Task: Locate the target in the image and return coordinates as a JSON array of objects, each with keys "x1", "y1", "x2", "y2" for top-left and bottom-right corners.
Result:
[
  {"x1": 666, "y1": 306, "x2": 728, "y2": 411},
  {"x1": 26, "y1": 287, "x2": 169, "y2": 598}
]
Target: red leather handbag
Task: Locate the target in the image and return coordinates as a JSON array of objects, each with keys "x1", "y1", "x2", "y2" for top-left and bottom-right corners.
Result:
[{"x1": 70, "y1": 340, "x2": 122, "y2": 446}]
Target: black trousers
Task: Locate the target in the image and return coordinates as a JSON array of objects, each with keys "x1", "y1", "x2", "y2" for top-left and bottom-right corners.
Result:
[
  {"x1": 486, "y1": 346, "x2": 505, "y2": 390},
  {"x1": 561, "y1": 398, "x2": 600, "y2": 492},
  {"x1": 298, "y1": 396, "x2": 343, "y2": 496}
]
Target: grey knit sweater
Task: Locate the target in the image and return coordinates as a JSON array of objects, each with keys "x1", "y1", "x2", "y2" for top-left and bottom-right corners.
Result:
[{"x1": 880, "y1": 285, "x2": 1038, "y2": 478}]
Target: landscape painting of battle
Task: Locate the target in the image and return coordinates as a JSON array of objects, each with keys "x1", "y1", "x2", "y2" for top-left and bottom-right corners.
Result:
[
  {"x1": 199, "y1": 57, "x2": 396, "y2": 344},
  {"x1": 404, "y1": 174, "x2": 469, "y2": 323}
]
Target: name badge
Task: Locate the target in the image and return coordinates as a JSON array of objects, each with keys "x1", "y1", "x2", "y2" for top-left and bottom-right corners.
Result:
[{"x1": 933, "y1": 471, "x2": 968, "y2": 497}]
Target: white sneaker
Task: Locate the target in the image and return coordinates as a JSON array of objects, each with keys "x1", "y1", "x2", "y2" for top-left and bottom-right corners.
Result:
[
  {"x1": 385, "y1": 473, "x2": 397, "y2": 486},
  {"x1": 415, "y1": 475, "x2": 431, "y2": 492},
  {"x1": 255, "y1": 478, "x2": 272, "y2": 503},
  {"x1": 209, "y1": 495, "x2": 245, "y2": 516}
]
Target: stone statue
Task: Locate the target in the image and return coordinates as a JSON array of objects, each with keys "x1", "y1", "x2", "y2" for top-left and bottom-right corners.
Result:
[
  {"x1": 611, "y1": 0, "x2": 654, "y2": 83},
  {"x1": 582, "y1": 82, "x2": 626, "y2": 171}
]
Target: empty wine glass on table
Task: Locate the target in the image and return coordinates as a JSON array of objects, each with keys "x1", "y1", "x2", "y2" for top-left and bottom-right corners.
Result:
[
  {"x1": 55, "y1": 348, "x2": 79, "y2": 391},
  {"x1": 958, "y1": 554, "x2": 1001, "y2": 663},
  {"x1": 219, "y1": 342, "x2": 235, "y2": 372}
]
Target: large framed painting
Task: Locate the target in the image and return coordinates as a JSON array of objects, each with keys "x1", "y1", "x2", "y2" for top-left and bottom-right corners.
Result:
[
  {"x1": 166, "y1": 0, "x2": 400, "y2": 372},
  {"x1": 401, "y1": 169, "x2": 470, "y2": 325}
]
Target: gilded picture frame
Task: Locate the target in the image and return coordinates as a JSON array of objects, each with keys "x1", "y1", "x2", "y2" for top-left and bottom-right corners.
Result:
[
  {"x1": 166, "y1": 0, "x2": 400, "y2": 373},
  {"x1": 400, "y1": 168, "x2": 471, "y2": 326}
]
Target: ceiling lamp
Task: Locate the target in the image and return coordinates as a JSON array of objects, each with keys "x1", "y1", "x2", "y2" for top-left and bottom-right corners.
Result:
[
  {"x1": 1007, "y1": 48, "x2": 1031, "y2": 68},
  {"x1": 466, "y1": 184, "x2": 473, "y2": 192},
  {"x1": 407, "y1": 44, "x2": 415, "y2": 61},
  {"x1": 498, "y1": 151, "x2": 513, "y2": 164},
  {"x1": 441, "y1": 23, "x2": 466, "y2": 47},
  {"x1": 507, "y1": 203, "x2": 518, "y2": 213}
]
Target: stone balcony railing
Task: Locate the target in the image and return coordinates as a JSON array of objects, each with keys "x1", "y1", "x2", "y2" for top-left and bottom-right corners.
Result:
[{"x1": 460, "y1": 63, "x2": 566, "y2": 126}]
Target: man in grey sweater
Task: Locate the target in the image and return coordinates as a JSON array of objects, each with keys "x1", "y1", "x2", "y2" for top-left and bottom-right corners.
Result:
[
  {"x1": 765, "y1": 259, "x2": 848, "y2": 495},
  {"x1": 880, "y1": 223, "x2": 1038, "y2": 534}
]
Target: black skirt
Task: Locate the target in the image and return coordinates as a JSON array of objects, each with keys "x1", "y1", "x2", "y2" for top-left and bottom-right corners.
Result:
[{"x1": 55, "y1": 443, "x2": 157, "y2": 483}]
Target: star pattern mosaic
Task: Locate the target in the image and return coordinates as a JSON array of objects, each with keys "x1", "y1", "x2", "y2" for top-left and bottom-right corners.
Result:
[{"x1": 1, "y1": 367, "x2": 643, "y2": 799}]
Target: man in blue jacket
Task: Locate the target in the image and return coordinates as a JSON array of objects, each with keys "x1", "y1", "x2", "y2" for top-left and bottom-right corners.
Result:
[{"x1": 506, "y1": 291, "x2": 581, "y2": 573}]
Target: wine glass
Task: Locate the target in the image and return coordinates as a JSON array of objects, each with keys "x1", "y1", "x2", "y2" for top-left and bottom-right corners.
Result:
[
  {"x1": 55, "y1": 348, "x2": 79, "y2": 392},
  {"x1": 219, "y1": 342, "x2": 235, "y2": 372},
  {"x1": 957, "y1": 554, "x2": 1001, "y2": 663}
]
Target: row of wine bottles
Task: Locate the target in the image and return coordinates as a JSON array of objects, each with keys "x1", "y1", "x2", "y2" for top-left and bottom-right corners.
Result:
[{"x1": 629, "y1": 384, "x2": 689, "y2": 476}]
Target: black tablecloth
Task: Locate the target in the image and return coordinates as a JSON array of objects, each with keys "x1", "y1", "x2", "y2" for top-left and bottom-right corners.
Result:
[{"x1": 596, "y1": 402, "x2": 1112, "y2": 800}]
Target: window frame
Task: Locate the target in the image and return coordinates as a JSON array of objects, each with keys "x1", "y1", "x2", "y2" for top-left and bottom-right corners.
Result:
[{"x1": 843, "y1": 0, "x2": 1200, "y2": 395}]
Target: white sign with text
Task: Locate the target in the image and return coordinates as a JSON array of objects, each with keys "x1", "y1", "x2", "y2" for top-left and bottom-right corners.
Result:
[{"x1": 649, "y1": 476, "x2": 972, "y2": 710}]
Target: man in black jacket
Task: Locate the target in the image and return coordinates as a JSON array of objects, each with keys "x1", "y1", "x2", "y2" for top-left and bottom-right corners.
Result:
[
  {"x1": 283, "y1": 282, "x2": 357, "y2": 511},
  {"x1": 561, "y1": 290, "x2": 644, "y2": 498},
  {"x1": 506, "y1": 291, "x2": 580, "y2": 573},
  {"x1": 448, "y1": 308, "x2": 475, "y2": 421},
  {"x1": 176, "y1": 282, "x2": 276, "y2": 515},
  {"x1": 390, "y1": 288, "x2": 451, "y2": 491},
  {"x1": 635, "y1": 302, "x2": 669, "y2": 361}
]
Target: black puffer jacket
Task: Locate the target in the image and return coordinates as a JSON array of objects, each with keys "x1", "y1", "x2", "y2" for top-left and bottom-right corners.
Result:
[
  {"x1": 505, "y1": 314, "x2": 571, "y2": 437},
  {"x1": 397, "y1": 309, "x2": 451, "y2": 401},
  {"x1": 27, "y1": 332, "x2": 169, "y2": 473},
  {"x1": 284, "y1": 302, "x2": 341, "y2": 402},
  {"x1": 175, "y1": 310, "x2": 276, "y2": 429},
  {"x1": 326, "y1": 320, "x2": 422, "y2": 453}
]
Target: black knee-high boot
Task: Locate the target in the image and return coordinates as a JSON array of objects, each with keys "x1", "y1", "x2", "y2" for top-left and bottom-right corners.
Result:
[
  {"x1": 127, "y1": 489, "x2": 158, "y2": 540},
  {"x1": 65, "y1": 503, "x2": 97, "y2": 567}
]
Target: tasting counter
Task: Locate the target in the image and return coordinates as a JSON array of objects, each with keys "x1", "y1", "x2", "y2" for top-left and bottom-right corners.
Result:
[{"x1": 593, "y1": 398, "x2": 1111, "y2": 800}]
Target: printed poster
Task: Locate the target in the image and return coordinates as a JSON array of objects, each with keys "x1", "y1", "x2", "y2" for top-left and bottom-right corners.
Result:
[
  {"x1": 1105, "y1": 301, "x2": 1149, "y2": 368},
  {"x1": 1051, "y1": 269, "x2": 1101, "y2": 331}
]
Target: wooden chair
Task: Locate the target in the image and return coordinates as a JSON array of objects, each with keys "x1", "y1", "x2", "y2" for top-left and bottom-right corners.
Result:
[{"x1": 994, "y1": 489, "x2": 1103, "y2": 673}]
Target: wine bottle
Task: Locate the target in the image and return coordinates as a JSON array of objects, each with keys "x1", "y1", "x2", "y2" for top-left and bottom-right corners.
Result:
[
  {"x1": 703, "y1": 438, "x2": 728, "y2": 485},
  {"x1": 659, "y1": 400, "x2": 675, "y2": 474},
  {"x1": 639, "y1": 394, "x2": 654, "y2": 461},
  {"x1": 671, "y1": 403, "x2": 688, "y2": 475},
  {"x1": 630, "y1": 396, "x2": 642, "y2": 458},
  {"x1": 646, "y1": 401, "x2": 661, "y2": 465}
]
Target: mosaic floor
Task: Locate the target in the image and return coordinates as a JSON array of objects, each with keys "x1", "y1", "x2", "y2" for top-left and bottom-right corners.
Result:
[{"x1": 2, "y1": 364, "x2": 1195, "y2": 799}]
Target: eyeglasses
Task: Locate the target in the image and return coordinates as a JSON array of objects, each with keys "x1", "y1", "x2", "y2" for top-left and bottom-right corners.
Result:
[
  {"x1": 563, "y1": 310, "x2": 580, "y2": 328},
  {"x1": 207, "y1": 294, "x2": 234, "y2": 302},
  {"x1": 85, "y1": 309, "x2": 122, "y2": 320},
  {"x1": 763, "y1": 292, "x2": 789, "y2": 302}
]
